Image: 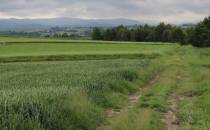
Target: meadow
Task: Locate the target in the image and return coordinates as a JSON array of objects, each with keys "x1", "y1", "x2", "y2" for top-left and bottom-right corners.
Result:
[
  {"x1": 0, "y1": 36, "x2": 173, "y2": 62},
  {"x1": 0, "y1": 43, "x2": 172, "y2": 57},
  {"x1": 0, "y1": 36, "x2": 210, "y2": 130}
]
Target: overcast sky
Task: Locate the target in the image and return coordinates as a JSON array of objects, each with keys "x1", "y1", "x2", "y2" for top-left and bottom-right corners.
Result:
[{"x1": 0, "y1": 0, "x2": 209, "y2": 23}]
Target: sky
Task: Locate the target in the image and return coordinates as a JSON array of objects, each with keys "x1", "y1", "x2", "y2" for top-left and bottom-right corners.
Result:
[{"x1": 0, "y1": 0, "x2": 209, "y2": 23}]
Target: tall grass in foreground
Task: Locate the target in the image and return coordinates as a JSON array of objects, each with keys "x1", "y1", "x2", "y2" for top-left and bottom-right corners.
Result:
[
  {"x1": 0, "y1": 59, "x2": 161, "y2": 130},
  {"x1": 97, "y1": 46, "x2": 188, "y2": 130},
  {"x1": 176, "y1": 48, "x2": 210, "y2": 130}
]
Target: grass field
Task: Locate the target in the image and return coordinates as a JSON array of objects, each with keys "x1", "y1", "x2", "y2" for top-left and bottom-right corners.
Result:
[
  {"x1": 0, "y1": 36, "x2": 174, "y2": 62},
  {"x1": 0, "y1": 36, "x2": 210, "y2": 130},
  {"x1": 0, "y1": 43, "x2": 173, "y2": 57},
  {"x1": 0, "y1": 59, "x2": 157, "y2": 130},
  {"x1": 0, "y1": 35, "x2": 172, "y2": 44}
]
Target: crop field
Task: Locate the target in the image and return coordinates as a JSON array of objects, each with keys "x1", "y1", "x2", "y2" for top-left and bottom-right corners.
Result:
[
  {"x1": 0, "y1": 36, "x2": 174, "y2": 63},
  {"x1": 0, "y1": 43, "x2": 173, "y2": 57},
  {"x1": 0, "y1": 35, "x2": 172, "y2": 44},
  {"x1": 0, "y1": 36, "x2": 210, "y2": 130}
]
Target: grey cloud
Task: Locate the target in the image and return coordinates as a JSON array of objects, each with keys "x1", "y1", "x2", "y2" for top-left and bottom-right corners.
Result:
[{"x1": 0, "y1": 0, "x2": 209, "y2": 23}]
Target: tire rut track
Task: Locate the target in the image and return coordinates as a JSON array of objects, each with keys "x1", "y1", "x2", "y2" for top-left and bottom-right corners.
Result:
[
  {"x1": 162, "y1": 95, "x2": 180, "y2": 130},
  {"x1": 106, "y1": 74, "x2": 159, "y2": 118},
  {"x1": 162, "y1": 74, "x2": 184, "y2": 130}
]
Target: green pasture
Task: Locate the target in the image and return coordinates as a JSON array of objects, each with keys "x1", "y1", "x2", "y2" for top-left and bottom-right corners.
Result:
[
  {"x1": 0, "y1": 58, "x2": 161, "y2": 130},
  {"x1": 0, "y1": 43, "x2": 174, "y2": 57},
  {"x1": 0, "y1": 36, "x2": 175, "y2": 62},
  {"x1": 1, "y1": 35, "x2": 210, "y2": 130}
]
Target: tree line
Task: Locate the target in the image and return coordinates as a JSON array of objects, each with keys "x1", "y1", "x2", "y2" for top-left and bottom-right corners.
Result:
[{"x1": 92, "y1": 15, "x2": 210, "y2": 47}]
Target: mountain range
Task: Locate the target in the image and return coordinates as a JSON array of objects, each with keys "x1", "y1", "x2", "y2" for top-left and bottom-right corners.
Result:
[{"x1": 0, "y1": 18, "x2": 142, "y2": 30}]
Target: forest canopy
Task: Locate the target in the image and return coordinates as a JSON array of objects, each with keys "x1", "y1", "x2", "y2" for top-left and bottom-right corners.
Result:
[{"x1": 92, "y1": 15, "x2": 210, "y2": 47}]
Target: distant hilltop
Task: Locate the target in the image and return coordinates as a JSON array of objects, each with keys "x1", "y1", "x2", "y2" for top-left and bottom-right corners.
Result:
[{"x1": 0, "y1": 18, "x2": 143, "y2": 30}]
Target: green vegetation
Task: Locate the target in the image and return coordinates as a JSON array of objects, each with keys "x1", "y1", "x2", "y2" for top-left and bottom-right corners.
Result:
[
  {"x1": 175, "y1": 48, "x2": 210, "y2": 129},
  {"x1": 191, "y1": 16, "x2": 210, "y2": 47},
  {"x1": 0, "y1": 58, "x2": 162, "y2": 130},
  {"x1": 0, "y1": 35, "x2": 171, "y2": 44},
  {"x1": 92, "y1": 23, "x2": 187, "y2": 44},
  {"x1": 92, "y1": 15, "x2": 210, "y2": 47},
  {"x1": 0, "y1": 40, "x2": 173, "y2": 62},
  {"x1": 97, "y1": 46, "x2": 210, "y2": 130},
  {"x1": 0, "y1": 42, "x2": 173, "y2": 57},
  {"x1": 1, "y1": 35, "x2": 210, "y2": 130}
]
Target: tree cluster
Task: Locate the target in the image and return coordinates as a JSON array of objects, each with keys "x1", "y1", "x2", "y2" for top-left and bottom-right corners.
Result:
[
  {"x1": 50, "y1": 33, "x2": 81, "y2": 39},
  {"x1": 92, "y1": 23, "x2": 186, "y2": 44},
  {"x1": 92, "y1": 15, "x2": 210, "y2": 47},
  {"x1": 190, "y1": 16, "x2": 210, "y2": 47}
]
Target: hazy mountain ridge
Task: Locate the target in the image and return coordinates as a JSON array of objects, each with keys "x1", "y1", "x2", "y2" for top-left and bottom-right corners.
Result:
[{"x1": 0, "y1": 18, "x2": 142, "y2": 30}]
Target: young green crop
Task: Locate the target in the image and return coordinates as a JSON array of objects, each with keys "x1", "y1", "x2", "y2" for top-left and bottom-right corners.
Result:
[
  {"x1": 0, "y1": 59, "x2": 161, "y2": 130},
  {"x1": 0, "y1": 43, "x2": 173, "y2": 57}
]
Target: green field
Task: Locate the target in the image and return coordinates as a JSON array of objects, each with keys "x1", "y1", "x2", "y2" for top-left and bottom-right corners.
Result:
[
  {"x1": 0, "y1": 43, "x2": 173, "y2": 57},
  {"x1": 0, "y1": 35, "x2": 171, "y2": 44},
  {"x1": 0, "y1": 36, "x2": 210, "y2": 130},
  {"x1": 0, "y1": 36, "x2": 174, "y2": 62}
]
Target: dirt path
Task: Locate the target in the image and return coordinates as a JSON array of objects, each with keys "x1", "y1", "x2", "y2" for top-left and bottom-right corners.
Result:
[
  {"x1": 96, "y1": 72, "x2": 162, "y2": 130},
  {"x1": 106, "y1": 75, "x2": 159, "y2": 118},
  {"x1": 161, "y1": 72, "x2": 184, "y2": 130},
  {"x1": 162, "y1": 95, "x2": 183, "y2": 130}
]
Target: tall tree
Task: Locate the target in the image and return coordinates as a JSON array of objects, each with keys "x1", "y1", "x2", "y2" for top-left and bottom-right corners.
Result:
[
  {"x1": 115, "y1": 25, "x2": 130, "y2": 41},
  {"x1": 92, "y1": 28, "x2": 102, "y2": 40},
  {"x1": 155, "y1": 22, "x2": 166, "y2": 41},
  {"x1": 172, "y1": 28, "x2": 186, "y2": 44},
  {"x1": 191, "y1": 16, "x2": 210, "y2": 47},
  {"x1": 103, "y1": 28, "x2": 117, "y2": 41}
]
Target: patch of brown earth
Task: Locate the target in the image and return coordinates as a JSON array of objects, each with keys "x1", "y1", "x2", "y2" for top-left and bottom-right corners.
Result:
[
  {"x1": 106, "y1": 76, "x2": 158, "y2": 118},
  {"x1": 162, "y1": 95, "x2": 184, "y2": 130}
]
